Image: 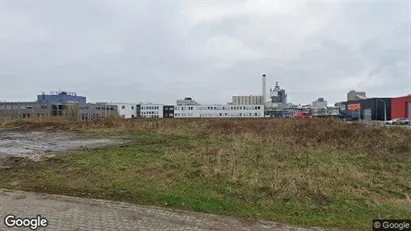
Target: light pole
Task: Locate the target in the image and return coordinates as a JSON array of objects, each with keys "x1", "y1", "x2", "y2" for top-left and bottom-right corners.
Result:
[{"x1": 376, "y1": 99, "x2": 387, "y2": 122}]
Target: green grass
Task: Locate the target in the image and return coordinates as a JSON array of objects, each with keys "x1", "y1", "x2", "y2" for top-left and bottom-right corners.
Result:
[
  {"x1": 1, "y1": 129, "x2": 410, "y2": 230},
  {"x1": 1, "y1": 117, "x2": 411, "y2": 230}
]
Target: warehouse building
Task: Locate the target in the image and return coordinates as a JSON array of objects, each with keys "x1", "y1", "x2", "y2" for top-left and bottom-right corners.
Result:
[
  {"x1": 0, "y1": 101, "x2": 118, "y2": 121},
  {"x1": 343, "y1": 98, "x2": 391, "y2": 121},
  {"x1": 0, "y1": 101, "x2": 52, "y2": 120},
  {"x1": 391, "y1": 95, "x2": 411, "y2": 120},
  {"x1": 174, "y1": 105, "x2": 264, "y2": 118}
]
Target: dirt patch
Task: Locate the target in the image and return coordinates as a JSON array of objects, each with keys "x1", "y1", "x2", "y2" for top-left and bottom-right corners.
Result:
[{"x1": 0, "y1": 129, "x2": 122, "y2": 161}]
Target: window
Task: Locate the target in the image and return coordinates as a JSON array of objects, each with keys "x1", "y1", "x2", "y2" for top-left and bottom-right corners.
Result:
[
  {"x1": 122, "y1": 106, "x2": 125, "y2": 109},
  {"x1": 131, "y1": 106, "x2": 134, "y2": 110}
]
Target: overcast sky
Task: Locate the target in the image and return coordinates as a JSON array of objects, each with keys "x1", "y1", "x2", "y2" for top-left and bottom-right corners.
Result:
[{"x1": 1, "y1": 0, "x2": 410, "y2": 105}]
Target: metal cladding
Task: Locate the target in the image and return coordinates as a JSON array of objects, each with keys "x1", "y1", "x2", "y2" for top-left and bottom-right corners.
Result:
[
  {"x1": 391, "y1": 95, "x2": 411, "y2": 120},
  {"x1": 342, "y1": 98, "x2": 391, "y2": 121}
]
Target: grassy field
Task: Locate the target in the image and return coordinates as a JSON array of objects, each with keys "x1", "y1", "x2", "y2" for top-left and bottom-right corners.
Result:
[{"x1": 1, "y1": 117, "x2": 411, "y2": 230}]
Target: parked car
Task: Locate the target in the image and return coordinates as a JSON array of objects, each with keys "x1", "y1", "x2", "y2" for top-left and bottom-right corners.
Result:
[{"x1": 386, "y1": 118, "x2": 410, "y2": 125}]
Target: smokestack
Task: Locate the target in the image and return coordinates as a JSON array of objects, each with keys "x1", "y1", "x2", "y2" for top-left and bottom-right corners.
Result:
[{"x1": 262, "y1": 74, "x2": 266, "y2": 105}]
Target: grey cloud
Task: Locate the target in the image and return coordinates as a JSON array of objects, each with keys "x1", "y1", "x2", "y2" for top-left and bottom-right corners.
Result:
[{"x1": 1, "y1": 1, "x2": 409, "y2": 105}]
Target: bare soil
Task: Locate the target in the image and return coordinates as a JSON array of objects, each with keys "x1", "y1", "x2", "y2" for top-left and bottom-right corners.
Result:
[{"x1": 0, "y1": 128, "x2": 121, "y2": 161}]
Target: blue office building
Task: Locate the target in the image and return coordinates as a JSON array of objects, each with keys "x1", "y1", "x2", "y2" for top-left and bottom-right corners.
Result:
[{"x1": 37, "y1": 91, "x2": 87, "y2": 104}]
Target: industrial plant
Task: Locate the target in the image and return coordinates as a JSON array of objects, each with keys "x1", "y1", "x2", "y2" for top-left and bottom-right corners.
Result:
[{"x1": 0, "y1": 74, "x2": 410, "y2": 122}]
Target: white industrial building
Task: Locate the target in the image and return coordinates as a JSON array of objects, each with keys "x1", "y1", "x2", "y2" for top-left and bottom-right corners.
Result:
[
  {"x1": 139, "y1": 104, "x2": 164, "y2": 118},
  {"x1": 312, "y1": 98, "x2": 328, "y2": 109},
  {"x1": 174, "y1": 105, "x2": 264, "y2": 118},
  {"x1": 111, "y1": 103, "x2": 137, "y2": 119}
]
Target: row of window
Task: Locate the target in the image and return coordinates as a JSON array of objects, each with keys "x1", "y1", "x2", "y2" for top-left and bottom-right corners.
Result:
[
  {"x1": 141, "y1": 115, "x2": 160, "y2": 118},
  {"x1": 175, "y1": 106, "x2": 261, "y2": 111},
  {"x1": 92, "y1": 107, "x2": 115, "y2": 111},
  {"x1": 141, "y1": 106, "x2": 160, "y2": 110},
  {"x1": 80, "y1": 113, "x2": 112, "y2": 120},
  {"x1": 141, "y1": 111, "x2": 159, "y2": 115},
  {"x1": 22, "y1": 113, "x2": 47, "y2": 119},
  {"x1": 175, "y1": 112, "x2": 261, "y2": 117},
  {"x1": 0, "y1": 105, "x2": 49, "y2": 110}
]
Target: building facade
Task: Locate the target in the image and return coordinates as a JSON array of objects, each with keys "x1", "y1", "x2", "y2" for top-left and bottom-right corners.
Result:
[
  {"x1": 0, "y1": 102, "x2": 52, "y2": 120},
  {"x1": 140, "y1": 104, "x2": 164, "y2": 118},
  {"x1": 110, "y1": 103, "x2": 137, "y2": 119},
  {"x1": 163, "y1": 105, "x2": 175, "y2": 118},
  {"x1": 0, "y1": 101, "x2": 118, "y2": 121},
  {"x1": 391, "y1": 95, "x2": 411, "y2": 120},
  {"x1": 232, "y1": 95, "x2": 264, "y2": 105},
  {"x1": 174, "y1": 105, "x2": 264, "y2": 118},
  {"x1": 312, "y1": 98, "x2": 327, "y2": 109},
  {"x1": 343, "y1": 98, "x2": 391, "y2": 121},
  {"x1": 270, "y1": 82, "x2": 287, "y2": 104}
]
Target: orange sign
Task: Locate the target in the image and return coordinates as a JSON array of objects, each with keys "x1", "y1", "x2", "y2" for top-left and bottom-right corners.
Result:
[{"x1": 347, "y1": 104, "x2": 361, "y2": 111}]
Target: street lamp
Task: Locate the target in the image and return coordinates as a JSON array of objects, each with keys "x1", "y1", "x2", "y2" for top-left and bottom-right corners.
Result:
[{"x1": 376, "y1": 99, "x2": 387, "y2": 122}]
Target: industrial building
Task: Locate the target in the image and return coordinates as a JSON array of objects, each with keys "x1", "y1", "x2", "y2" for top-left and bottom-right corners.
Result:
[
  {"x1": 391, "y1": 95, "x2": 411, "y2": 120},
  {"x1": 266, "y1": 81, "x2": 288, "y2": 109},
  {"x1": 342, "y1": 98, "x2": 391, "y2": 121},
  {"x1": 312, "y1": 98, "x2": 327, "y2": 109},
  {"x1": 174, "y1": 104, "x2": 264, "y2": 118},
  {"x1": 0, "y1": 102, "x2": 52, "y2": 120},
  {"x1": 38, "y1": 91, "x2": 86, "y2": 104},
  {"x1": 347, "y1": 90, "x2": 366, "y2": 101},
  {"x1": 109, "y1": 103, "x2": 137, "y2": 119},
  {"x1": 138, "y1": 104, "x2": 164, "y2": 118},
  {"x1": 0, "y1": 101, "x2": 118, "y2": 121},
  {"x1": 232, "y1": 95, "x2": 264, "y2": 105}
]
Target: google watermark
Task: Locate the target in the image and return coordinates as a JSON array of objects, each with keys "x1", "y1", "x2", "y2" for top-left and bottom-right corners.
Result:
[
  {"x1": 373, "y1": 220, "x2": 411, "y2": 231},
  {"x1": 4, "y1": 215, "x2": 48, "y2": 230}
]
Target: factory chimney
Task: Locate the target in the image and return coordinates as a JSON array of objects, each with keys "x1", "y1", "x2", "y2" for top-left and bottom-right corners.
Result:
[{"x1": 262, "y1": 74, "x2": 266, "y2": 105}]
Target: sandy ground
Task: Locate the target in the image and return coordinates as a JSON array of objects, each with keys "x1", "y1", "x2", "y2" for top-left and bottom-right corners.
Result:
[{"x1": 0, "y1": 128, "x2": 121, "y2": 161}]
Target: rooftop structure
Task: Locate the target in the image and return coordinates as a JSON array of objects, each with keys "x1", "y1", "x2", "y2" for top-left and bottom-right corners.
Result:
[
  {"x1": 176, "y1": 97, "x2": 200, "y2": 106},
  {"x1": 37, "y1": 90, "x2": 86, "y2": 104}
]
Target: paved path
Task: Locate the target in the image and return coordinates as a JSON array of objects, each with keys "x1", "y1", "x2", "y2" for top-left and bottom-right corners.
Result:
[{"x1": 0, "y1": 189, "x2": 325, "y2": 231}]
